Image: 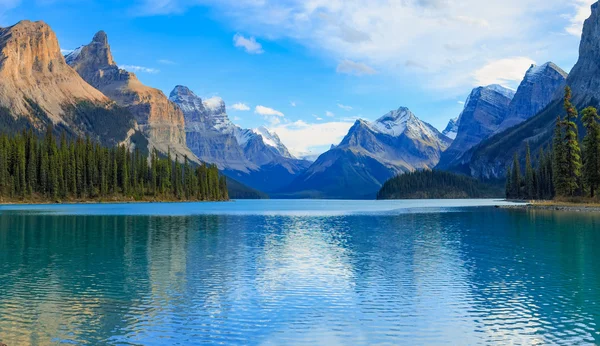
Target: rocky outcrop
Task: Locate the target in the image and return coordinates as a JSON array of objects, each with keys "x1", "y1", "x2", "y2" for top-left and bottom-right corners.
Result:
[
  {"x1": 66, "y1": 32, "x2": 196, "y2": 161},
  {"x1": 0, "y1": 20, "x2": 135, "y2": 145},
  {"x1": 496, "y1": 62, "x2": 567, "y2": 133},
  {"x1": 169, "y1": 86, "x2": 251, "y2": 172},
  {"x1": 568, "y1": 1, "x2": 600, "y2": 104},
  {"x1": 280, "y1": 107, "x2": 451, "y2": 199},
  {"x1": 442, "y1": 117, "x2": 459, "y2": 140},
  {"x1": 446, "y1": 3, "x2": 596, "y2": 180},
  {"x1": 436, "y1": 84, "x2": 514, "y2": 170},
  {"x1": 0, "y1": 21, "x2": 105, "y2": 122},
  {"x1": 169, "y1": 85, "x2": 311, "y2": 193}
]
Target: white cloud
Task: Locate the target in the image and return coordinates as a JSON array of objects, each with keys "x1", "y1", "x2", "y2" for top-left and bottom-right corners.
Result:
[
  {"x1": 272, "y1": 120, "x2": 354, "y2": 157},
  {"x1": 232, "y1": 102, "x2": 251, "y2": 111},
  {"x1": 119, "y1": 64, "x2": 160, "y2": 74},
  {"x1": 158, "y1": 59, "x2": 176, "y2": 65},
  {"x1": 290, "y1": 101, "x2": 297, "y2": 107},
  {"x1": 473, "y1": 57, "x2": 536, "y2": 86},
  {"x1": 255, "y1": 105, "x2": 284, "y2": 124},
  {"x1": 233, "y1": 33, "x2": 264, "y2": 54},
  {"x1": 566, "y1": 0, "x2": 596, "y2": 36},
  {"x1": 325, "y1": 111, "x2": 335, "y2": 117},
  {"x1": 336, "y1": 60, "x2": 377, "y2": 76},
  {"x1": 337, "y1": 103, "x2": 352, "y2": 111},
  {"x1": 255, "y1": 105, "x2": 284, "y2": 117},
  {"x1": 203, "y1": 96, "x2": 224, "y2": 110},
  {"x1": 133, "y1": 0, "x2": 587, "y2": 93}
]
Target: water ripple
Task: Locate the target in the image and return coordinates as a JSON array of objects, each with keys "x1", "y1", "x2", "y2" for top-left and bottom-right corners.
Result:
[{"x1": 0, "y1": 203, "x2": 598, "y2": 345}]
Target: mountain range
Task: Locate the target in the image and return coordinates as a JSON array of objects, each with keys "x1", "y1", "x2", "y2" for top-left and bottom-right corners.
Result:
[
  {"x1": 1, "y1": 0, "x2": 599, "y2": 199},
  {"x1": 276, "y1": 107, "x2": 452, "y2": 199},
  {"x1": 168, "y1": 85, "x2": 311, "y2": 193}
]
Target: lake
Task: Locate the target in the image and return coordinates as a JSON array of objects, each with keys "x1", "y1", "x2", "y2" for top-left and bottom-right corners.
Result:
[{"x1": 1, "y1": 199, "x2": 599, "y2": 345}]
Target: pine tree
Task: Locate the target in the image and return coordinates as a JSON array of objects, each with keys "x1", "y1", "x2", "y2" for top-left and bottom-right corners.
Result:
[
  {"x1": 562, "y1": 87, "x2": 582, "y2": 196},
  {"x1": 511, "y1": 153, "x2": 521, "y2": 199},
  {"x1": 582, "y1": 106, "x2": 600, "y2": 197},
  {"x1": 553, "y1": 116, "x2": 569, "y2": 197},
  {"x1": 524, "y1": 143, "x2": 535, "y2": 199},
  {"x1": 505, "y1": 165, "x2": 513, "y2": 199}
]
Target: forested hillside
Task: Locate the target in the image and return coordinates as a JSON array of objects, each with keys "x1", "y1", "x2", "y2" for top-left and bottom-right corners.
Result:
[
  {"x1": 377, "y1": 170, "x2": 503, "y2": 200},
  {"x1": 0, "y1": 128, "x2": 228, "y2": 202}
]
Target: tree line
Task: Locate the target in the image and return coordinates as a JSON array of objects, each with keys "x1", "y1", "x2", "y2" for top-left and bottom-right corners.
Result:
[
  {"x1": 506, "y1": 86, "x2": 600, "y2": 200},
  {"x1": 378, "y1": 169, "x2": 502, "y2": 199},
  {"x1": 0, "y1": 127, "x2": 228, "y2": 202}
]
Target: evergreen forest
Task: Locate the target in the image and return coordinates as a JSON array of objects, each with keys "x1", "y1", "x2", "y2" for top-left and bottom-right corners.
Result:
[{"x1": 0, "y1": 127, "x2": 228, "y2": 202}]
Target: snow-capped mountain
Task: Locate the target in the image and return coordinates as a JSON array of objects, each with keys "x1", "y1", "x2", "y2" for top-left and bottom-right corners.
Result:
[
  {"x1": 169, "y1": 86, "x2": 311, "y2": 193},
  {"x1": 496, "y1": 62, "x2": 567, "y2": 133},
  {"x1": 436, "y1": 84, "x2": 515, "y2": 170},
  {"x1": 279, "y1": 107, "x2": 452, "y2": 199},
  {"x1": 442, "y1": 117, "x2": 459, "y2": 140}
]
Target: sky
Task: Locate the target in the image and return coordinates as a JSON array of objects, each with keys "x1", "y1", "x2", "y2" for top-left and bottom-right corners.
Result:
[{"x1": 0, "y1": 0, "x2": 596, "y2": 157}]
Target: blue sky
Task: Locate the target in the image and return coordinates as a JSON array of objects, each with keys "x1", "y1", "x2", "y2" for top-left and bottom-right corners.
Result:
[{"x1": 0, "y1": 0, "x2": 595, "y2": 156}]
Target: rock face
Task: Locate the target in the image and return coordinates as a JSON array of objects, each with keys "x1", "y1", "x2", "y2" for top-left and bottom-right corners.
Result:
[
  {"x1": 450, "y1": 3, "x2": 596, "y2": 180},
  {"x1": 169, "y1": 86, "x2": 311, "y2": 193},
  {"x1": 280, "y1": 107, "x2": 452, "y2": 199},
  {"x1": 169, "y1": 86, "x2": 249, "y2": 171},
  {"x1": 0, "y1": 21, "x2": 105, "y2": 122},
  {"x1": 568, "y1": 1, "x2": 600, "y2": 105},
  {"x1": 0, "y1": 20, "x2": 135, "y2": 145},
  {"x1": 66, "y1": 32, "x2": 196, "y2": 160},
  {"x1": 436, "y1": 84, "x2": 515, "y2": 170},
  {"x1": 442, "y1": 117, "x2": 459, "y2": 140},
  {"x1": 496, "y1": 62, "x2": 567, "y2": 133}
]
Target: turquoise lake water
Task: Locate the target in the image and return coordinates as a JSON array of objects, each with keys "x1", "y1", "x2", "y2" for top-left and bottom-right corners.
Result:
[{"x1": 1, "y1": 199, "x2": 599, "y2": 345}]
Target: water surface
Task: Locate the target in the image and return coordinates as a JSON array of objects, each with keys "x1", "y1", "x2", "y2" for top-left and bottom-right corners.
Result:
[{"x1": 1, "y1": 199, "x2": 599, "y2": 345}]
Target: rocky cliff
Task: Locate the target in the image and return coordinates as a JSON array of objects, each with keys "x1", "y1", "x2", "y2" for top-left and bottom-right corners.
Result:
[
  {"x1": 449, "y1": 2, "x2": 597, "y2": 180},
  {"x1": 0, "y1": 20, "x2": 135, "y2": 145},
  {"x1": 169, "y1": 86, "x2": 311, "y2": 193},
  {"x1": 496, "y1": 62, "x2": 567, "y2": 133},
  {"x1": 66, "y1": 32, "x2": 196, "y2": 160},
  {"x1": 442, "y1": 117, "x2": 459, "y2": 140},
  {"x1": 568, "y1": 1, "x2": 600, "y2": 105},
  {"x1": 436, "y1": 84, "x2": 515, "y2": 170},
  {"x1": 280, "y1": 107, "x2": 451, "y2": 199}
]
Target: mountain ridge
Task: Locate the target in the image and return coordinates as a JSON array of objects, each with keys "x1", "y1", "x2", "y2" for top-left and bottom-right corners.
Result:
[{"x1": 278, "y1": 107, "x2": 451, "y2": 199}]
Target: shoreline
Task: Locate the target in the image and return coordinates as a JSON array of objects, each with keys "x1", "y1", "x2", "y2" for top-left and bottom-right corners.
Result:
[
  {"x1": 498, "y1": 200, "x2": 600, "y2": 213},
  {"x1": 0, "y1": 197, "x2": 231, "y2": 206}
]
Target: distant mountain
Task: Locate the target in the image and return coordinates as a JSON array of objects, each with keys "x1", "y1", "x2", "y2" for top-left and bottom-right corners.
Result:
[
  {"x1": 0, "y1": 20, "x2": 136, "y2": 146},
  {"x1": 65, "y1": 32, "x2": 196, "y2": 160},
  {"x1": 496, "y1": 62, "x2": 567, "y2": 133},
  {"x1": 436, "y1": 84, "x2": 515, "y2": 170},
  {"x1": 442, "y1": 117, "x2": 459, "y2": 140},
  {"x1": 279, "y1": 107, "x2": 452, "y2": 199},
  {"x1": 169, "y1": 86, "x2": 311, "y2": 193},
  {"x1": 568, "y1": 1, "x2": 600, "y2": 106},
  {"x1": 451, "y1": 1, "x2": 599, "y2": 179}
]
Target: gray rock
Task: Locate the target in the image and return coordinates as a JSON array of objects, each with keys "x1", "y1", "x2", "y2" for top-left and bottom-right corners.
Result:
[
  {"x1": 568, "y1": 1, "x2": 600, "y2": 104},
  {"x1": 169, "y1": 86, "x2": 311, "y2": 193},
  {"x1": 280, "y1": 107, "x2": 451, "y2": 199},
  {"x1": 437, "y1": 84, "x2": 514, "y2": 170},
  {"x1": 497, "y1": 62, "x2": 567, "y2": 133}
]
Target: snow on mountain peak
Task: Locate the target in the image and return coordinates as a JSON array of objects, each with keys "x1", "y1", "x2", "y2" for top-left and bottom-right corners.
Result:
[
  {"x1": 442, "y1": 117, "x2": 459, "y2": 140},
  {"x1": 486, "y1": 84, "x2": 516, "y2": 99},
  {"x1": 203, "y1": 96, "x2": 225, "y2": 112},
  {"x1": 371, "y1": 107, "x2": 415, "y2": 136}
]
